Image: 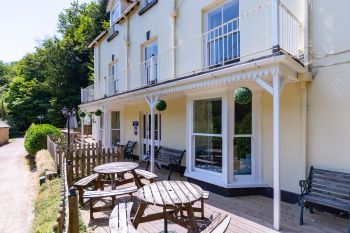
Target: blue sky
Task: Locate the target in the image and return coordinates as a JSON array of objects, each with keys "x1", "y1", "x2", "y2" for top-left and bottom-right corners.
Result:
[{"x1": 0, "y1": 0, "x2": 92, "y2": 63}]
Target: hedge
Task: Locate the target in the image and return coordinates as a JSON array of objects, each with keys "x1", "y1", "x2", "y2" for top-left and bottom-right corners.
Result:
[{"x1": 25, "y1": 124, "x2": 62, "y2": 155}]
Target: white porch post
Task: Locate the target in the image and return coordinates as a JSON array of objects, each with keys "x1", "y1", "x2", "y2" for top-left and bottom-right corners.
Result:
[
  {"x1": 104, "y1": 105, "x2": 110, "y2": 148},
  {"x1": 273, "y1": 73, "x2": 281, "y2": 231},
  {"x1": 146, "y1": 95, "x2": 160, "y2": 173}
]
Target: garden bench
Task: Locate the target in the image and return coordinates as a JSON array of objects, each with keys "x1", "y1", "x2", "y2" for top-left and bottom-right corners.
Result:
[
  {"x1": 74, "y1": 173, "x2": 99, "y2": 205},
  {"x1": 299, "y1": 166, "x2": 350, "y2": 232},
  {"x1": 145, "y1": 146, "x2": 186, "y2": 180},
  {"x1": 134, "y1": 169, "x2": 157, "y2": 183},
  {"x1": 110, "y1": 202, "x2": 231, "y2": 233},
  {"x1": 120, "y1": 141, "x2": 137, "y2": 160},
  {"x1": 84, "y1": 186, "x2": 137, "y2": 219}
]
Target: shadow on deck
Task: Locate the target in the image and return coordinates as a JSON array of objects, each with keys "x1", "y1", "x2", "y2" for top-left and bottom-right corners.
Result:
[{"x1": 80, "y1": 161, "x2": 348, "y2": 233}]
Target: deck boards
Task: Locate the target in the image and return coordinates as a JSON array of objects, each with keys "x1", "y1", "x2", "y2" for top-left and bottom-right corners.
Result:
[{"x1": 80, "y1": 162, "x2": 348, "y2": 233}]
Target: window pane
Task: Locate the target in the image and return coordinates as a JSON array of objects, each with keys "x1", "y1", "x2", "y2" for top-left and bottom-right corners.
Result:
[
  {"x1": 111, "y1": 111, "x2": 120, "y2": 129},
  {"x1": 195, "y1": 136, "x2": 222, "y2": 173},
  {"x1": 234, "y1": 100, "x2": 252, "y2": 134},
  {"x1": 100, "y1": 113, "x2": 104, "y2": 129},
  {"x1": 194, "y1": 98, "x2": 222, "y2": 134},
  {"x1": 223, "y1": 0, "x2": 239, "y2": 24},
  {"x1": 111, "y1": 130, "x2": 120, "y2": 146},
  {"x1": 208, "y1": 7, "x2": 222, "y2": 31},
  {"x1": 234, "y1": 137, "x2": 252, "y2": 175}
]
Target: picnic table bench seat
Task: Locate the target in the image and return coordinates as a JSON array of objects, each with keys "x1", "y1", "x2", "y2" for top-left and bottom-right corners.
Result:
[
  {"x1": 134, "y1": 169, "x2": 157, "y2": 183},
  {"x1": 74, "y1": 173, "x2": 99, "y2": 205},
  {"x1": 299, "y1": 166, "x2": 350, "y2": 232},
  {"x1": 109, "y1": 202, "x2": 137, "y2": 233},
  {"x1": 84, "y1": 186, "x2": 137, "y2": 219},
  {"x1": 110, "y1": 202, "x2": 230, "y2": 233},
  {"x1": 145, "y1": 146, "x2": 186, "y2": 180},
  {"x1": 202, "y1": 212, "x2": 231, "y2": 233}
]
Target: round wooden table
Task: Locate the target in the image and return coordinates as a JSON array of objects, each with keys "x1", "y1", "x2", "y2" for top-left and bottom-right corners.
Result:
[
  {"x1": 133, "y1": 180, "x2": 204, "y2": 233},
  {"x1": 93, "y1": 162, "x2": 141, "y2": 189}
]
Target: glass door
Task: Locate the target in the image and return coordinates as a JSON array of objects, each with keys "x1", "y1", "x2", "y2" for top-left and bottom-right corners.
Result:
[{"x1": 142, "y1": 113, "x2": 161, "y2": 160}]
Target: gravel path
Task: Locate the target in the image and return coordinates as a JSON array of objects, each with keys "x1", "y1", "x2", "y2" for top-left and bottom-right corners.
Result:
[{"x1": 0, "y1": 138, "x2": 35, "y2": 233}]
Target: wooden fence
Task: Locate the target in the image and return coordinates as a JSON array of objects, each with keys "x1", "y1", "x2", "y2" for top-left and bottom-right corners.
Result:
[
  {"x1": 47, "y1": 135, "x2": 121, "y2": 233},
  {"x1": 47, "y1": 135, "x2": 121, "y2": 180}
]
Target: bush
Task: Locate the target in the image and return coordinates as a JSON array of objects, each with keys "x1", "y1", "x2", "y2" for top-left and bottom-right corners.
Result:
[{"x1": 25, "y1": 124, "x2": 62, "y2": 155}]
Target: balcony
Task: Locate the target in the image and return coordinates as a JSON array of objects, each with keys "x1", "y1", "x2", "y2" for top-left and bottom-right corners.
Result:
[
  {"x1": 81, "y1": 84, "x2": 95, "y2": 104},
  {"x1": 81, "y1": 1, "x2": 304, "y2": 104}
]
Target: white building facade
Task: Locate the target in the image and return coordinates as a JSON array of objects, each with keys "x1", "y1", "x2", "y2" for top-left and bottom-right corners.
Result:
[{"x1": 80, "y1": 0, "x2": 350, "y2": 230}]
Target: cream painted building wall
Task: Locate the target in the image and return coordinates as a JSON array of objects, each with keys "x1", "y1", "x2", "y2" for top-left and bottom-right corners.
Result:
[{"x1": 306, "y1": 0, "x2": 350, "y2": 174}]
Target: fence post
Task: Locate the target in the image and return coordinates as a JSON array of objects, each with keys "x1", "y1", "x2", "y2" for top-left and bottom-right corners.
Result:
[
  {"x1": 68, "y1": 187, "x2": 79, "y2": 233},
  {"x1": 66, "y1": 160, "x2": 74, "y2": 188}
]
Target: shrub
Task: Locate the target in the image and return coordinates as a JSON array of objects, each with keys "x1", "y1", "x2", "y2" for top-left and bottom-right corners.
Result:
[{"x1": 25, "y1": 124, "x2": 62, "y2": 155}]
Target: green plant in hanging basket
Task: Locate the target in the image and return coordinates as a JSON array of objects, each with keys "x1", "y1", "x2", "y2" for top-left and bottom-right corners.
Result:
[
  {"x1": 95, "y1": 109, "x2": 102, "y2": 116},
  {"x1": 79, "y1": 111, "x2": 86, "y2": 118},
  {"x1": 156, "y1": 100, "x2": 167, "y2": 111},
  {"x1": 234, "y1": 87, "x2": 252, "y2": 105}
]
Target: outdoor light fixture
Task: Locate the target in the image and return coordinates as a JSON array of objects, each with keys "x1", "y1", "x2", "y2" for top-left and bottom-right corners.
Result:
[{"x1": 61, "y1": 106, "x2": 77, "y2": 149}]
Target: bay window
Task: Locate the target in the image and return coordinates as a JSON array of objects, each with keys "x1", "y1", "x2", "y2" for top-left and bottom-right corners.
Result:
[
  {"x1": 233, "y1": 91, "x2": 252, "y2": 175},
  {"x1": 193, "y1": 98, "x2": 222, "y2": 173}
]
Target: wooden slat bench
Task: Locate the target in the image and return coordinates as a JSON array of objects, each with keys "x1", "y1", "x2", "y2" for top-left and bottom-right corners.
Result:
[
  {"x1": 135, "y1": 169, "x2": 157, "y2": 183},
  {"x1": 74, "y1": 173, "x2": 99, "y2": 205},
  {"x1": 145, "y1": 146, "x2": 186, "y2": 180},
  {"x1": 299, "y1": 166, "x2": 350, "y2": 232},
  {"x1": 84, "y1": 186, "x2": 138, "y2": 219},
  {"x1": 202, "y1": 212, "x2": 231, "y2": 233},
  {"x1": 110, "y1": 202, "x2": 231, "y2": 233}
]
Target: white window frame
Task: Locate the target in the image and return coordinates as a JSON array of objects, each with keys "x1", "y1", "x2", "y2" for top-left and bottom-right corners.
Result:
[
  {"x1": 109, "y1": 62, "x2": 119, "y2": 94},
  {"x1": 110, "y1": 111, "x2": 121, "y2": 147},
  {"x1": 205, "y1": 0, "x2": 240, "y2": 68},
  {"x1": 228, "y1": 89, "x2": 262, "y2": 185},
  {"x1": 110, "y1": 1, "x2": 121, "y2": 32},
  {"x1": 143, "y1": 40, "x2": 158, "y2": 85}
]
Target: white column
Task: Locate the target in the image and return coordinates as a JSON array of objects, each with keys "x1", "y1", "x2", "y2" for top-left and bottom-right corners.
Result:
[
  {"x1": 272, "y1": 0, "x2": 280, "y2": 51},
  {"x1": 150, "y1": 96, "x2": 155, "y2": 173},
  {"x1": 104, "y1": 105, "x2": 110, "y2": 148},
  {"x1": 146, "y1": 95, "x2": 159, "y2": 173},
  {"x1": 273, "y1": 73, "x2": 281, "y2": 231}
]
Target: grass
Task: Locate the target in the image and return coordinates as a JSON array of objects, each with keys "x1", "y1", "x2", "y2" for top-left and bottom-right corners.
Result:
[{"x1": 32, "y1": 178, "x2": 61, "y2": 233}]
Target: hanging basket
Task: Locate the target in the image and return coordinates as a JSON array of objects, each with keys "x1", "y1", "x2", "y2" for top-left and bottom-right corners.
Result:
[
  {"x1": 79, "y1": 111, "x2": 86, "y2": 118},
  {"x1": 234, "y1": 87, "x2": 252, "y2": 105},
  {"x1": 156, "y1": 100, "x2": 167, "y2": 111},
  {"x1": 95, "y1": 109, "x2": 102, "y2": 116}
]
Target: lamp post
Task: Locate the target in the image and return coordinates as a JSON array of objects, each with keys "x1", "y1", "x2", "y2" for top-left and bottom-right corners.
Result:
[
  {"x1": 62, "y1": 106, "x2": 76, "y2": 149},
  {"x1": 37, "y1": 115, "x2": 44, "y2": 124}
]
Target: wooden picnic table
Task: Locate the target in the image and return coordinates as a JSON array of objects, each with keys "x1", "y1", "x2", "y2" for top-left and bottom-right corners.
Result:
[
  {"x1": 93, "y1": 162, "x2": 142, "y2": 189},
  {"x1": 133, "y1": 180, "x2": 204, "y2": 233}
]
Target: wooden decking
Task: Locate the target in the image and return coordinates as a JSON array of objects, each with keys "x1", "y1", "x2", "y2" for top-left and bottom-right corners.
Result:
[{"x1": 80, "y1": 162, "x2": 348, "y2": 233}]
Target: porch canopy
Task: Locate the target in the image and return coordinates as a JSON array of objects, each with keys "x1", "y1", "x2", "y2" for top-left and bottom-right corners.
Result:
[
  {"x1": 143, "y1": 56, "x2": 306, "y2": 231},
  {"x1": 80, "y1": 54, "x2": 307, "y2": 231}
]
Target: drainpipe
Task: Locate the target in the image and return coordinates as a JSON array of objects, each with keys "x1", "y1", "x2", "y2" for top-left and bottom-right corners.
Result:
[
  {"x1": 301, "y1": 81, "x2": 308, "y2": 177},
  {"x1": 125, "y1": 17, "x2": 130, "y2": 90},
  {"x1": 171, "y1": 0, "x2": 177, "y2": 78},
  {"x1": 303, "y1": 0, "x2": 309, "y2": 68}
]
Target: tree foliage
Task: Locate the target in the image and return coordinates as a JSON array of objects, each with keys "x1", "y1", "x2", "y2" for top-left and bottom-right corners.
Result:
[{"x1": 1, "y1": 0, "x2": 108, "y2": 135}]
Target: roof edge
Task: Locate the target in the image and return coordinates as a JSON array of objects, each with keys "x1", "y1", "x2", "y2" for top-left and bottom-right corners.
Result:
[{"x1": 88, "y1": 30, "x2": 108, "y2": 48}]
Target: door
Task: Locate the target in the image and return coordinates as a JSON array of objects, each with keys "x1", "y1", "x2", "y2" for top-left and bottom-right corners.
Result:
[{"x1": 142, "y1": 113, "x2": 161, "y2": 160}]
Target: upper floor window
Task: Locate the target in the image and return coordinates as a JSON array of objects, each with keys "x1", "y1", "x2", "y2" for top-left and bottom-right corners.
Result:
[
  {"x1": 144, "y1": 41, "x2": 158, "y2": 84},
  {"x1": 206, "y1": 0, "x2": 240, "y2": 67},
  {"x1": 110, "y1": 2, "x2": 121, "y2": 32},
  {"x1": 110, "y1": 63, "x2": 119, "y2": 93},
  {"x1": 139, "y1": 0, "x2": 158, "y2": 15}
]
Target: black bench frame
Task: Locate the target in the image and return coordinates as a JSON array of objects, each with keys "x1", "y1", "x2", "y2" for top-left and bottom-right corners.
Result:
[
  {"x1": 299, "y1": 166, "x2": 350, "y2": 232},
  {"x1": 119, "y1": 141, "x2": 137, "y2": 160},
  {"x1": 145, "y1": 146, "x2": 185, "y2": 180}
]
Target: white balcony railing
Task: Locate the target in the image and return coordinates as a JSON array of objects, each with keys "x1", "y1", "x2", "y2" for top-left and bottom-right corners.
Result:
[
  {"x1": 82, "y1": 1, "x2": 304, "y2": 103},
  {"x1": 81, "y1": 84, "x2": 95, "y2": 103}
]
